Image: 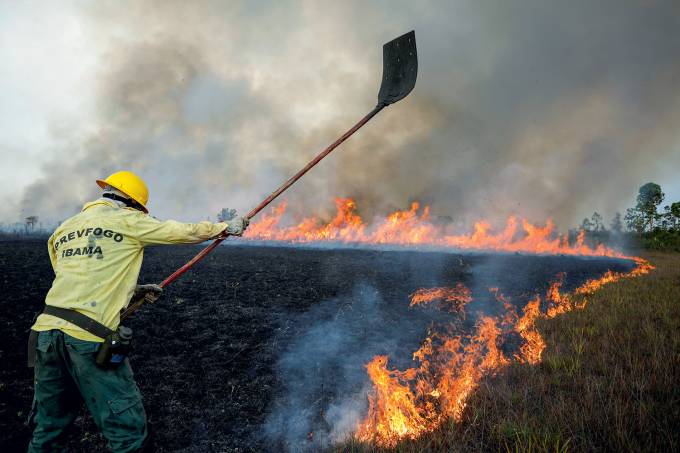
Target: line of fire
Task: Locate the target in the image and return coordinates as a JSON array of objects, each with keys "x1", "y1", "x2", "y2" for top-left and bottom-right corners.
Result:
[{"x1": 3, "y1": 3, "x2": 679, "y2": 453}]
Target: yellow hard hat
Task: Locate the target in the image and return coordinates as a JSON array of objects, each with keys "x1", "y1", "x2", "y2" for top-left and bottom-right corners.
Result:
[{"x1": 96, "y1": 171, "x2": 149, "y2": 213}]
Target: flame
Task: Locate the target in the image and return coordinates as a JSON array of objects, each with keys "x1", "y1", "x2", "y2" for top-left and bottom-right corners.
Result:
[
  {"x1": 355, "y1": 316, "x2": 508, "y2": 447},
  {"x1": 409, "y1": 283, "x2": 472, "y2": 312},
  {"x1": 355, "y1": 261, "x2": 653, "y2": 446},
  {"x1": 357, "y1": 356, "x2": 430, "y2": 443},
  {"x1": 514, "y1": 296, "x2": 546, "y2": 364},
  {"x1": 245, "y1": 197, "x2": 654, "y2": 446},
  {"x1": 545, "y1": 273, "x2": 572, "y2": 318},
  {"x1": 245, "y1": 198, "x2": 630, "y2": 258}
]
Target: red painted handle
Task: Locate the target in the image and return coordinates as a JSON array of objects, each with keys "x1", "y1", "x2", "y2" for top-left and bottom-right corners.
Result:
[
  {"x1": 120, "y1": 105, "x2": 385, "y2": 320},
  {"x1": 160, "y1": 105, "x2": 383, "y2": 288}
]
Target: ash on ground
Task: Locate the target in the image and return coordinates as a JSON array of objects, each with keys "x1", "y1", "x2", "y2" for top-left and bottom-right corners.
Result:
[{"x1": 0, "y1": 241, "x2": 634, "y2": 452}]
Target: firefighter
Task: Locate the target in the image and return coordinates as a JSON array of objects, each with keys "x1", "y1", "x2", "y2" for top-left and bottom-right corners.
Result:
[{"x1": 27, "y1": 170, "x2": 248, "y2": 452}]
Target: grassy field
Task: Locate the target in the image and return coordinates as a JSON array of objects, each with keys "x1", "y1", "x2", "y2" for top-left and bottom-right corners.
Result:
[{"x1": 338, "y1": 252, "x2": 680, "y2": 452}]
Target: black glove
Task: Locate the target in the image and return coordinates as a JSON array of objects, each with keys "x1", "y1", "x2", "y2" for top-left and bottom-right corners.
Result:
[{"x1": 133, "y1": 284, "x2": 163, "y2": 303}]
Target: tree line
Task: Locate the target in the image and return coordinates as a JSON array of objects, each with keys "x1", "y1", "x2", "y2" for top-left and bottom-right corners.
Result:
[{"x1": 578, "y1": 182, "x2": 680, "y2": 251}]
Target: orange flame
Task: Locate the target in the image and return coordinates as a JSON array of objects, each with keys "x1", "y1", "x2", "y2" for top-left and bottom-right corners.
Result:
[
  {"x1": 245, "y1": 197, "x2": 653, "y2": 446},
  {"x1": 245, "y1": 198, "x2": 631, "y2": 258},
  {"x1": 355, "y1": 261, "x2": 653, "y2": 446},
  {"x1": 514, "y1": 296, "x2": 546, "y2": 364},
  {"x1": 409, "y1": 283, "x2": 472, "y2": 312},
  {"x1": 357, "y1": 356, "x2": 430, "y2": 443},
  {"x1": 355, "y1": 315, "x2": 508, "y2": 447}
]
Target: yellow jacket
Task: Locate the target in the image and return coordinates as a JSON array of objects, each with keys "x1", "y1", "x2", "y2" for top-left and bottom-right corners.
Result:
[{"x1": 32, "y1": 199, "x2": 228, "y2": 342}]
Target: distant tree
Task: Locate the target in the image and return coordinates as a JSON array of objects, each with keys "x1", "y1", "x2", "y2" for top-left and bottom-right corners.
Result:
[
  {"x1": 591, "y1": 212, "x2": 605, "y2": 232},
  {"x1": 671, "y1": 202, "x2": 680, "y2": 218},
  {"x1": 625, "y1": 182, "x2": 665, "y2": 233},
  {"x1": 25, "y1": 216, "x2": 38, "y2": 234},
  {"x1": 663, "y1": 201, "x2": 680, "y2": 230},
  {"x1": 637, "y1": 182, "x2": 664, "y2": 230},
  {"x1": 624, "y1": 207, "x2": 645, "y2": 234},
  {"x1": 661, "y1": 205, "x2": 671, "y2": 230},
  {"x1": 217, "y1": 208, "x2": 237, "y2": 222},
  {"x1": 580, "y1": 217, "x2": 593, "y2": 232},
  {"x1": 610, "y1": 212, "x2": 623, "y2": 234}
]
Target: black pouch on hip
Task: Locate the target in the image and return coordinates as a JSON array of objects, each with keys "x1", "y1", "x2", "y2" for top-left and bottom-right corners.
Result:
[{"x1": 95, "y1": 326, "x2": 133, "y2": 368}]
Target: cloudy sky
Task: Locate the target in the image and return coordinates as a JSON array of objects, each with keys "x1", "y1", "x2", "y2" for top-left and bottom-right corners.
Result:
[{"x1": 2, "y1": 0, "x2": 679, "y2": 229}]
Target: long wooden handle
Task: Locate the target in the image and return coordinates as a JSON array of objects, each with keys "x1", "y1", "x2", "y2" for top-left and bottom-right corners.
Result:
[{"x1": 121, "y1": 104, "x2": 385, "y2": 320}]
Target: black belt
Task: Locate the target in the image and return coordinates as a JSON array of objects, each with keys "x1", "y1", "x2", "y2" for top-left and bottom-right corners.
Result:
[{"x1": 27, "y1": 306, "x2": 114, "y2": 367}]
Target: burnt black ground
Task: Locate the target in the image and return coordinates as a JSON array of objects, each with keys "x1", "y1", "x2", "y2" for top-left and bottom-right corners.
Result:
[{"x1": 0, "y1": 240, "x2": 635, "y2": 452}]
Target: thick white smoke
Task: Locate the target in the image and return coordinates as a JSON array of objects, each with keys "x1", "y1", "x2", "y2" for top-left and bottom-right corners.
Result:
[{"x1": 8, "y1": 0, "x2": 680, "y2": 228}]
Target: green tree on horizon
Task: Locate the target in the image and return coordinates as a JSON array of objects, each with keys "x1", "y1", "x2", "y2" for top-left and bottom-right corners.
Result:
[
  {"x1": 625, "y1": 182, "x2": 665, "y2": 234},
  {"x1": 662, "y1": 202, "x2": 680, "y2": 230}
]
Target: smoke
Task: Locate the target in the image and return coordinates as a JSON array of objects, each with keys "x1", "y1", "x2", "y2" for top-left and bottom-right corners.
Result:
[
  {"x1": 261, "y1": 282, "x2": 450, "y2": 451},
  {"x1": 12, "y1": 0, "x2": 680, "y2": 227},
  {"x1": 258, "y1": 250, "x2": 636, "y2": 451},
  {"x1": 261, "y1": 284, "x2": 374, "y2": 451}
]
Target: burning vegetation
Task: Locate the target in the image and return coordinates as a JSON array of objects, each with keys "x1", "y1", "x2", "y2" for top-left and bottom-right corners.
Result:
[
  {"x1": 245, "y1": 197, "x2": 655, "y2": 447},
  {"x1": 0, "y1": 196, "x2": 663, "y2": 452},
  {"x1": 409, "y1": 283, "x2": 471, "y2": 312},
  {"x1": 245, "y1": 198, "x2": 628, "y2": 258},
  {"x1": 1, "y1": 224, "x2": 670, "y2": 452},
  {"x1": 353, "y1": 260, "x2": 652, "y2": 447}
]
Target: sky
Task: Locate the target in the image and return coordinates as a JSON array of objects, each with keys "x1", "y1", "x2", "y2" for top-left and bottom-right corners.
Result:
[{"x1": 1, "y1": 0, "x2": 679, "y2": 229}]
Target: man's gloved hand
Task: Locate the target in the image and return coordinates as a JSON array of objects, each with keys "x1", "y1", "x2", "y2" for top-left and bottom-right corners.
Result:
[
  {"x1": 223, "y1": 216, "x2": 250, "y2": 236},
  {"x1": 133, "y1": 284, "x2": 163, "y2": 304}
]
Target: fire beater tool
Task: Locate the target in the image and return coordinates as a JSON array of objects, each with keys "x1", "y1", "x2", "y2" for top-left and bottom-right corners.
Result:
[{"x1": 121, "y1": 30, "x2": 418, "y2": 320}]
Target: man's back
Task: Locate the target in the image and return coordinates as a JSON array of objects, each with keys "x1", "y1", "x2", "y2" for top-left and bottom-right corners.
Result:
[
  {"x1": 32, "y1": 198, "x2": 228, "y2": 341},
  {"x1": 32, "y1": 199, "x2": 149, "y2": 341}
]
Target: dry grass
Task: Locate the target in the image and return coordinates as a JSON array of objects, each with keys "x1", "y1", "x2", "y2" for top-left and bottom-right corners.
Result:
[{"x1": 337, "y1": 252, "x2": 680, "y2": 452}]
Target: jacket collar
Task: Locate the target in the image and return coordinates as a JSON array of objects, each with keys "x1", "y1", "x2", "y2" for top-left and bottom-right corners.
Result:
[{"x1": 82, "y1": 198, "x2": 125, "y2": 211}]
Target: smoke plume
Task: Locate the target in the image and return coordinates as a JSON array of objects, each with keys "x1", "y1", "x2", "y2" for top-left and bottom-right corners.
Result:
[
  {"x1": 262, "y1": 281, "x2": 455, "y2": 451},
  {"x1": 13, "y1": 0, "x2": 680, "y2": 227}
]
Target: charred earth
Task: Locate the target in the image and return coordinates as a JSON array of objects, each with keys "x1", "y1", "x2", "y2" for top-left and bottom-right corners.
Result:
[{"x1": 0, "y1": 240, "x2": 635, "y2": 452}]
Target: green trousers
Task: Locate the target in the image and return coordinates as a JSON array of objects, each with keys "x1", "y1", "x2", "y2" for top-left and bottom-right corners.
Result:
[{"x1": 27, "y1": 330, "x2": 149, "y2": 452}]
